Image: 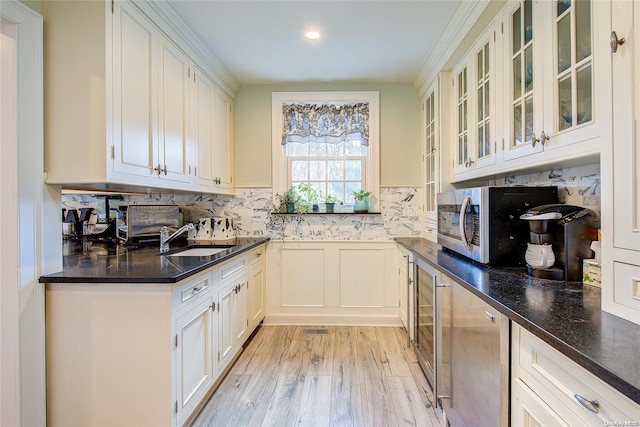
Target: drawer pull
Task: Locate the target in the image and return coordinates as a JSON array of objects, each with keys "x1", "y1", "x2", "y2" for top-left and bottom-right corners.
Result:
[
  {"x1": 191, "y1": 285, "x2": 205, "y2": 295},
  {"x1": 574, "y1": 394, "x2": 600, "y2": 413},
  {"x1": 484, "y1": 311, "x2": 496, "y2": 323}
]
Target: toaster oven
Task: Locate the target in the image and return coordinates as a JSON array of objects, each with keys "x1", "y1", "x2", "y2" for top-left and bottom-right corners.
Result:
[{"x1": 117, "y1": 205, "x2": 180, "y2": 243}]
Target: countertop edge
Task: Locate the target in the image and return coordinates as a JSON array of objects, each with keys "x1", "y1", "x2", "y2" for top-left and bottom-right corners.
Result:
[{"x1": 39, "y1": 238, "x2": 270, "y2": 284}]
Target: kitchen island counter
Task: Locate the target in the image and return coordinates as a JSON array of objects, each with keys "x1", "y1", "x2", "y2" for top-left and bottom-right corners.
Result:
[
  {"x1": 395, "y1": 237, "x2": 640, "y2": 406},
  {"x1": 39, "y1": 237, "x2": 269, "y2": 283}
]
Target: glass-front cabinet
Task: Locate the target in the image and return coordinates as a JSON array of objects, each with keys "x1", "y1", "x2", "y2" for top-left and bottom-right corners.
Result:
[
  {"x1": 422, "y1": 72, "x2": 451, "y2": 242},
  {"x1": 502, "y1": 0, "x2": 610, "y2": 163},
  {"x1": 452, "y1": 22, "x2": 498, "y2": 180}
]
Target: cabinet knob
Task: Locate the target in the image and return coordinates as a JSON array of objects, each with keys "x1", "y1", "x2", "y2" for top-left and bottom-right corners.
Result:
[
  {"x1": 610, "y1": 31, "x2": 625, "y2": 53},
  {"x1": 539, "y1": 131, "x2": 549, "y2": 145}
]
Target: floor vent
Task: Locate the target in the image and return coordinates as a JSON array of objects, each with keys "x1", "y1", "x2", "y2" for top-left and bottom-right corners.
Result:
[{"x1": 302, "y1": 328, "x2": 329, "y2": 335}]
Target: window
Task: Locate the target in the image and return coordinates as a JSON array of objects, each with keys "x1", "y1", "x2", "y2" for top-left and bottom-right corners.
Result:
[{"x1": 272, "y1": 92, "x2": 379, "y2": 207}]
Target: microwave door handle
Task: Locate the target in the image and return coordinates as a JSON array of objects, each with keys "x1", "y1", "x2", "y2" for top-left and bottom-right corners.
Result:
[{"x1": 459, "y1": 196, "x2": 472, "y2": 250}]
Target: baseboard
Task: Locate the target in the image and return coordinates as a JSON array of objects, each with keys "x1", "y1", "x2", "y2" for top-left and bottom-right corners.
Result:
[{"x1": 262, "y1": 313, "x2": 403, "y2": 327}]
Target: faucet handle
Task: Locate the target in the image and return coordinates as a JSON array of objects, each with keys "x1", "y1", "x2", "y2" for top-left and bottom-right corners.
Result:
[{"x1": 159, "y1": 226, "x2": 170, "y2": 253}]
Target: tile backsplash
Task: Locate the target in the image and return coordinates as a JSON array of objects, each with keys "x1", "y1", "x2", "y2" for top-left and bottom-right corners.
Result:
[{"x1": 61, "y1": 162, "x2": 600, "y2": 240}]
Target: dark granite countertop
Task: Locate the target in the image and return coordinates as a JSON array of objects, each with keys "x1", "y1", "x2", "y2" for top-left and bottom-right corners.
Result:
[
  {"x1": 395, "y1": 237, "x2": 640, "y2": 406},
  {"x1": 39, "y1": 237, "x2": 270, "y2": 284}
]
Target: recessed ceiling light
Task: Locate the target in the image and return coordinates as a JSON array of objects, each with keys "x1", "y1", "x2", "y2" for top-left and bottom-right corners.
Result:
[{"x1": 305, "y1": 31, "x2": 320, "y2": 40}]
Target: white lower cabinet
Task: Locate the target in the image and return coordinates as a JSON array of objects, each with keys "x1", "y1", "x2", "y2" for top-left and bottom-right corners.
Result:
[
  {"x1": 248, "y1": 245, "x2": 267, "y2": 331},
  {"x1": 174, "y1": 294, "x2": 216, "y2": 426},
  {"x1": 45, "y1": 249, "x2": 263, "y2": 427},
  {"x1": 216, "y1": 254, "x2": 249, "y2": 372},
  {"x1": 397, "y1": 245, "x2": 413, "y2": 338},
  {"x1": 511, "y1": 324, "x2": 640, "y2": 426}
]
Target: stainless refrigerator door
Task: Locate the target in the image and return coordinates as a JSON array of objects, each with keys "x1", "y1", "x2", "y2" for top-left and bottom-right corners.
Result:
[{"x1": 443, "y1": 280, "x2": 509, "y2": 427}]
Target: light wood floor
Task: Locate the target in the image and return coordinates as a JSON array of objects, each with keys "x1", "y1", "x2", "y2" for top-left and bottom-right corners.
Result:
[{"x1": 191, "y1": 325, "x2": 445, "y2": 427}]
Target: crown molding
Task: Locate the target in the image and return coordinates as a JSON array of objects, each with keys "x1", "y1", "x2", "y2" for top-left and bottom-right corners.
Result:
[
  {"x1": 143, "y1": 0, "x2": 241, "y2": 96},
  {"x1": 413, "y1": 0, "x2": 491, "y2": 97}
]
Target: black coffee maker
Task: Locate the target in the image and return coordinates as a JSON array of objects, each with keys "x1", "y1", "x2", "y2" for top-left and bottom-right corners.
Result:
[{"x1": 520, "y1": 204, "x2": 599, "y2": 281}]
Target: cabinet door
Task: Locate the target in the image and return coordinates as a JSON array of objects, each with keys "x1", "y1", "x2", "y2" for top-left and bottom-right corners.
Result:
[
  {"x1": 157, "y1": 38, "x2": 190, "y2": 184},
  {"x1": 217, "y1": 281, "x2": 236, "y2": 370},
  {"x1": 175, "y1": 296, "x2": 215, "y2": 425},
  {"x1": 612, "y1": 0, "x2": 640, "y2": 252},
  {"x1": 191, "y1": 68, "x2": 216, "y2": 189},
  {"x1": 512, "y1": 378, "x2": 570, "y2": 427},
  {"x1": 212, "y1": 89, "x2": 233, "y2": 191},
  {"x1": 234, "y1": 280, "x2": 249, "y2": 344},
  {"x1": 111, "y1": 2, "x2": 158, "y2": 179},
  {"x1": 249, "y1": 255, "x2": 266, "y2": 331},
  {"x1": 452, "y1": 23, "x2": 498, "y2": 178},
  {"x1": 502, "y1": 0, "x2": 545, "y2": 161}
]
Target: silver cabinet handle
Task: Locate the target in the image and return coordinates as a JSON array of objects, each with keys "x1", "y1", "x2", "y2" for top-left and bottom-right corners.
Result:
[
  {"x1": 484, "y1": 311, "x2": 496, "y2": 323},
  {"x1": 574, "y1": 394, "x2": 600, "y2": 413},
  {"x1": 610, "y1": 31, "x2": 625, "y2": 53},
  {"x1": 210, "y1": 302, "x2": 215, "y2": 312}
]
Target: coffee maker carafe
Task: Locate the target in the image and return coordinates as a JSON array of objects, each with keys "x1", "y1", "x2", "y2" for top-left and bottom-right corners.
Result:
[{"x1": 520, "y1": 204, "x2": 599, "y2": 281}]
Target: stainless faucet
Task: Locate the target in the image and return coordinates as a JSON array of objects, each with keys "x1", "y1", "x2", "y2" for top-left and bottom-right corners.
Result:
[{"x1": 159, "y1": 223, "x2": 195, "y2": 253}]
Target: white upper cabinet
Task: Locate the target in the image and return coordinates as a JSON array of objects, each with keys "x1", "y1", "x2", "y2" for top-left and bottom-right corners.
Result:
[
  {"x1": 157, "y1": 38, "x2": 191, "y2": 184},
  {"x1": 502, "y1": 0, "x2": 545, "y2": 161},
  {"x1": 191, "y1": 67, "x2": 217, "y2": 189},
  {"x1": 501, "y1": 0, "x2": 611, "y2": 166},
  {"x1": 602, "y1": 0, "x2": 640, "y2": 326},
  {"x1": 190, "y1": 67, "x2": 235, "y2": 194},
  {"x1": 43, "y1": 0, "x2": 235, "y2": 194},
  {"x1": 111, "y1": 2, "x2": 158, "y2": 180},
  {"x1": 452, "y1": 21, "x2": 499, "y2": 181},
  {"x1": 422, "y1": 72, "x2": 451, "y2": 240},
  {"x1": 212, "y1": 89, "x2": 234, "y2": 193}
]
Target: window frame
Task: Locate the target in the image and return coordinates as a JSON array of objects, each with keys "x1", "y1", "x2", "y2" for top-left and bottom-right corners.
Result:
[{"x1": 272, "y1": 91, "x2": 380, "y2": 208}]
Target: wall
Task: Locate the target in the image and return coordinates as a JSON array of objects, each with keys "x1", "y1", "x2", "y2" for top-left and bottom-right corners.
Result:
[{"x1": 234, "y1": 83, "x2": 421, "y2": 187}]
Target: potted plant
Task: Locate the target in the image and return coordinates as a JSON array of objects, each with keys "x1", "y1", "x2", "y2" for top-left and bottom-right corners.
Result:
[
  {"x1": 351, "y1": 190, "x2": 371, "y2": 213},
  {"x1": 324, "y1": 194, "x2": 339, "y2": 213},
  {"x1": 296, "y1": 182, "x2": 321, "y2": 212}
]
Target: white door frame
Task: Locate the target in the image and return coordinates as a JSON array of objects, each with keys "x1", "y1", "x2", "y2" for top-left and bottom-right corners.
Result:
[{"x1": 1, "y1": 2, "x2": 60, "y2": 426}]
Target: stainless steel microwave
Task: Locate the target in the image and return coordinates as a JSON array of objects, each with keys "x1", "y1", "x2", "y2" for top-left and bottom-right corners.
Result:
[{"x1": 436, "y1": 186, "x2": 558, "y2": 265}]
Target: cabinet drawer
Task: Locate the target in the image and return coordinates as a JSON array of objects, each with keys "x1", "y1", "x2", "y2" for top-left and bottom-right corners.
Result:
[
  {"x1": 171, "y1": 270, "x2": 213, "y2": 310},
  {"x1": 513, "y1": 325, "x2": 640, "y2": 425},
  {"x1": 613, "y1": 262, "x2": 640, "y2": 312},
  {"x1": 249, "y1": 245, "x2": 265, "y2": 265},
  {"x1": 216, "y1": 254, "x2": 248, "y2": 282}
]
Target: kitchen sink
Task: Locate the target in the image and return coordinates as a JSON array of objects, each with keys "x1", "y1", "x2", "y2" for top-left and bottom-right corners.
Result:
[{"x1": 166, "y1": 246, "x2": 234, "y2": 257}]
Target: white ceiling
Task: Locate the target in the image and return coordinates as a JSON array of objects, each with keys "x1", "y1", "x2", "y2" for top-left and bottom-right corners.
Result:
[{"x1": 167, "y1": 1, "x2": 462, "y2": 86}]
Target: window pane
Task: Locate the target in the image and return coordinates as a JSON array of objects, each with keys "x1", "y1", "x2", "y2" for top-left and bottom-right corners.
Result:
[
  {"x1": 577, "y1": 64, "x2": 592, "y2": 124},
  {"x1": 525, "y1": 45, "x2": 533, "y2": 92},
  {"x1": 513, "y1": 54, "x2": 522, "y2": 100},
  {"x1": 524, "y1": 0, "x2": 532, "y2": 44},
  {"x1": 557, "y1": 14, "x2": 571, "y2": 73},
  {"x1": 512, "y1": 7, "x2": 521, "y2": 54},
  {"x1": 345, "y1": 182, "x2": 361, "y2": 202},
  {"x1": 558, "y1": 74, "x2": 572, "y2": 130},
  {"x1": 309, "y1": 160, "x2": 326, "y2": 180},
  {"x1": 576, "y1": 0, "x2": 591, "y2": 61},
  {"x1": 291, "y1": 160, "x2": 308, "y2": 181},
  {"x1": 525, "y1": 96, "x2": 534, "y2": 142},
  {"x1": 325, "y1": 142, "x2": 342, "y2": 156},
  {"x1": 514, "y1": 102, "x2": 523, "y2": 145},
  {"x1": 287, "y1": 142, "x2": 308, "y2": 156},
  {"x1": 345, "y1": 160, "x2": 361, "y2": 180},
  {"x1": 328, "y1": 182, "x2": 345, "y2": 202},
  {"x1": 557, "y1": 0, "x2": 571, "y2": 16},
  {"x1": 327, "y1": 160, "x2": 344, "y2": 180},
  {"x1": 344, "y1": 140, "x2": 363, "y2": 156}
]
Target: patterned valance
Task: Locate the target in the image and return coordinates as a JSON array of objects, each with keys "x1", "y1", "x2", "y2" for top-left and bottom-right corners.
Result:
[{"x1": 282, "y1": 102, "x2": 369, "y2": 146}]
